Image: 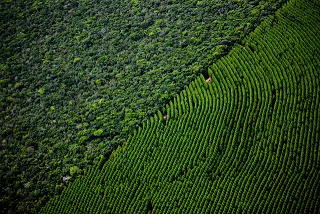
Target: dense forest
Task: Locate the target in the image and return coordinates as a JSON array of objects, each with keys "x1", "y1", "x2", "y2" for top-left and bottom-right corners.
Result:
[
  {"x1": 41, "y1": 0, "x2": 320, "y2": 212},
  {"x1": 1, "y1": 0, "x2": 286, "y2": 213}
]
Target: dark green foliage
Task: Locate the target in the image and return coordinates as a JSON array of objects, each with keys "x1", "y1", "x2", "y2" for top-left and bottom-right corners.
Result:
[
  {"x1": 40, "y1": 0, "x2": 320, "y2": 213},
  {"x1": 0, "y1": 0, "x2": 286, "y2": 213}
]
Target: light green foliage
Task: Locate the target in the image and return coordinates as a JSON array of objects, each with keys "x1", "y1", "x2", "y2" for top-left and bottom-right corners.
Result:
[
  {"x1": 37, "y1": 88, "x2": 45, "y2": 95},
  {"x1": 41, "y1": 0, "x2": 320, "y2": 213},
  {"x1": 69, "y1": 166, "x2": 80, "y2": 176},
  {"x1": 73, "y1": 58, "x2": 81, "y2": 63},
  {"x1": 131, "y1": 0, "x2": 140, "y2": 4},
  {"x1": 251, "y1": 8, "x2": 260, "y2": 15},
  {"x1": 182, "y1": 30, "x2": 188, "y2": 35},
  {"x1": 93, "y1": 128, "x2": 104, "y2": 137}
]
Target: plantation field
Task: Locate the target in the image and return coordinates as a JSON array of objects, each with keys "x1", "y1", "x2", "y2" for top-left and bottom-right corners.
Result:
[
  {"x1": 0, "y1": 0, "x2": 287, "y2": 213},
  {"x1": 40, "y1": 0, "x2": 320, "y2": 213}
]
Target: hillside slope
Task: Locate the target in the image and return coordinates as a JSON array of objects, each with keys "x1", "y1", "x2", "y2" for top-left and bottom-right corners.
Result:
[
  {"x1": 0, "y1": 1, "x2": 286, "y2": 212},
  {"x1": 40, "y1": 0, "x2": 320, "y2": 213}
]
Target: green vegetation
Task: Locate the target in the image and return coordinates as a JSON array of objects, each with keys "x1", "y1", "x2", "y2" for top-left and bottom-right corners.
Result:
[
  {"x1": 0, "y1": 0, "x2": 286, "y2": 213},
  {"x1": 40, "y1": 0, "x2": 320, "y2": 213}
]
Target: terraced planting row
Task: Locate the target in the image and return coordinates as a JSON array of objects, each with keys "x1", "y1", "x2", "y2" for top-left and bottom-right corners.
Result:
[{"x1": 40, "y1": 0, "x2": 320, "y2": 213}]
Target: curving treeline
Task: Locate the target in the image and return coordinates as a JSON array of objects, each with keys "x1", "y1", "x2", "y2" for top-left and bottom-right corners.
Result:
[{"x1": 40, "y1": 0, "x2": 320, "y2": 213}]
